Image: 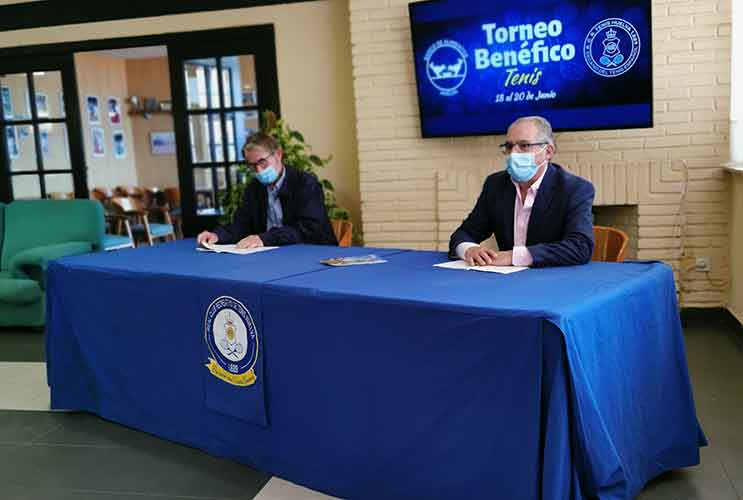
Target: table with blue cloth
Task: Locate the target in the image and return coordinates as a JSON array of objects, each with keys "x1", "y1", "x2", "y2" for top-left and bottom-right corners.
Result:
[{"x1": 46, "y1": 240, "x2": 705, "y2": 500}]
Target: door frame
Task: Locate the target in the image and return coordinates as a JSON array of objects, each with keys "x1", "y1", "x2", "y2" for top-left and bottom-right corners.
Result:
[
  {"x1": 169, "y1": 25, "x2": 280, "y2": 237},
  {"x1": 0, "y1": 54, "x2": 87, "y2": 202},
  {"x1": 0, "y1": 25, "x2": 281, "y2": 236}
]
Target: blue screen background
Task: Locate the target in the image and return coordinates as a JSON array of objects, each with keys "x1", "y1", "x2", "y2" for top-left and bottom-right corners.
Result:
[{"x1": 409, "y1": 0, "x2": 653, "y2": 137}]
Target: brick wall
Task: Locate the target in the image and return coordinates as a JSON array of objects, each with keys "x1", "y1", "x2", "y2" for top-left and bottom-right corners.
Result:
[{"x1": 349, "y1": 0, "x2": 731, "y2": 307}]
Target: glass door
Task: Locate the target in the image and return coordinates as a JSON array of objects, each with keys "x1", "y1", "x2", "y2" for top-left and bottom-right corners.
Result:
[
  {"x1": 0, "y1": 54, "x2": 86, "y2": 202},
  {"x1": 168, "y1": 25, "x2": 280, "y2": 237}
]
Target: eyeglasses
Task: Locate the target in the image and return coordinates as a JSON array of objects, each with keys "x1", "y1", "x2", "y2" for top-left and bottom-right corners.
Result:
[
  {"x1": 499, "y1": 142, "x2": 548, "y2": 155},
  {"x1": 245, "y1": 151, "x2": 274, "y2": 170}
]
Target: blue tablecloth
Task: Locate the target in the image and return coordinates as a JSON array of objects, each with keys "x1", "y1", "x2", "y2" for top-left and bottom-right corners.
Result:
[{"x1": 46, "y1": 241, "x2": 705, "y2": 499}]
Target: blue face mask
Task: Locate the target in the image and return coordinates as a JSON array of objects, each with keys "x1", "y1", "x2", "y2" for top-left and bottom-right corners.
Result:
[
  {"x1": 256, "y1": 165, "x2": 279, "y2": 185},
  {"x1": 505, "y1": 149, "x2": 546, "y2": 183}
]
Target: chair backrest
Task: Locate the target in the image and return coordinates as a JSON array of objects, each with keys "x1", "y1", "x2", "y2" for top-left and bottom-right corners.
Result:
[
  {"x1": 164, "y1": 187, "x2": 180, "y2": 207},
  {"x1": 144, "y1": 187, "x2": 168, "y2": 207},
  {"x1": 115, "y1": 186, "x2": 144, "y2": 199},
  {"x1": 48, "y1": 191, "x2": 75, "y2": 200},
  {"x1": 90, "y1": 187, "x2": 113, "y2": 203},
  {"x1": 592, "y1": 225, "x2": 629, "y2": 262},
  {"x1": 110, "y1": 196, "x2": 145, "y2": 214},
  {"x1": 1, "y1": 200, "x2": 105, "y2": 271},
  {"x1": 330, "y1": 219, "x2": 353, "y2": 247}
]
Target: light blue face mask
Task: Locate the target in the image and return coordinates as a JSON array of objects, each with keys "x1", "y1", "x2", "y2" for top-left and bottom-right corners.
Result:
[
  {"x1": 256, "y1": 165, "x2": 279, "y2": 185},
  {"x1": 505, "y1": 148, "x2": 546, "y2": 183}
]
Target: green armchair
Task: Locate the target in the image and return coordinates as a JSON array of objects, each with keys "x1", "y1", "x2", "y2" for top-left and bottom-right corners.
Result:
[{"x1": 0, "y1": 200, "x2": 104, "y2": 327}]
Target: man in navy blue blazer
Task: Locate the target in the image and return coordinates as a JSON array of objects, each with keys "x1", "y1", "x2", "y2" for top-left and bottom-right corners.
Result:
[
  {"x1": 449, "y1": 116, "x2": 594, "y2": 267},
  {"x1": 197, "y1": 132, "x2": 337, "y2": 248}
]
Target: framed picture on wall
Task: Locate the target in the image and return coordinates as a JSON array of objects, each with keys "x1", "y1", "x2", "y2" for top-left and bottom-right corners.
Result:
[
  {"x1": 112, "y1": 129, "x2": 126, "y2": 159},
  {"x1": 63, "y1": 126, "x2": 70, "y2": 161},
  {"x1": 150, "y1": 131, "x2": 176, "y2": 156},
  {"x1": 1, "y1": 85, "x2": 12, "y2": 119},
  {"x1": 86, "y1": 96, "x2": 100, "y2": 124},
  {"x1": 108, "y1": 97, "x2": 121, "y2": 124},
  {"x1": 91, "y1": 126, "x2": 105, "y2": 158},
  {"x1": 6, "y1": 126, "x2": 19, "y2": 160},
  {"x1": 242, "y1": 89, "x2": 257, "y2": 106},
  {"x1": 35, "y1": 92, "x2": 49, "y2": 118},
  {"x1": 40, "y1": 129, "x2": 50, "y2": 156}
]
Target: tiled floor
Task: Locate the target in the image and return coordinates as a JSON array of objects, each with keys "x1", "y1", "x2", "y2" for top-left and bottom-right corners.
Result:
[{"x1": 0, "y1": 313, "x2": 740, "y2": 500}]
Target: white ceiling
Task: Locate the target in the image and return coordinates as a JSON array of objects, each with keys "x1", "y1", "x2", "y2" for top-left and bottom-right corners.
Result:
[{"x1": 94, "y1": 46, "x2": 168, "y2": 60}]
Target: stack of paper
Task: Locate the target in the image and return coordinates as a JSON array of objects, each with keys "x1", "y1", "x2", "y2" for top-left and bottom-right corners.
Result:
[
  {"x1": 197, "y1": 243, "x2": 279, "y2": 255},
  {"x1": 433, "y1": 260, "x2": 528, "y2": 274}
]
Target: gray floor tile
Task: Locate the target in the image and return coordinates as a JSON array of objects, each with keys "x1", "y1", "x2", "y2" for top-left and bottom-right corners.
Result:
[
  {"x1": 0, "y1": 441, "x2": 269, "y2": 499},
  {"x1": 29, "y1": 411, "x2": 158, "y2": 448},
  {"x1": 0, "y1": 410, "x2": 61, "y2": 443},
  {"x1": 2, "y1": 484, "x2": 237, "y2": 500},
  {"x1": 638, "y1": 449, "x2": 740, "y2": 500},
  {"x1": 0, "y1": 329, "x2": 45, "y2": 362}
]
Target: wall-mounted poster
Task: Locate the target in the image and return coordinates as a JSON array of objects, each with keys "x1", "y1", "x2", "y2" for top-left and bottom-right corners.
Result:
[
  {"x1": 91, "y1": 126, "x2": 105, "y2": 158},
  {"x1": 86, "y1": 96, "x2": 100, "y2": 124},
  {"x1": 112, "y1": 129, "x2": 126, "y2": 159},
  {"x1": 150, "y1": 131, "x2": 176, "y2": 156},
  {"x1": 35, "y1": 92, "x2": 49, "y2": 118},
  {"x1": 6, "y1": 126, "x2": 19, "y2": 160},
  {"x1": 40, "y1": 129, "x2": 50, "y2": 156},
  {"x1": 1, "y1": 86, "x2": 12, "y2": 119},
  {"x1": 108, "y1": 97, "x2": 121, "y2": 124}
]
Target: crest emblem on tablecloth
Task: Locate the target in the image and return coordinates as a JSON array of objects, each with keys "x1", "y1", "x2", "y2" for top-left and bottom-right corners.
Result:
[{"x1": 204, "y1": 296, "x2": 259, "y2": 387}]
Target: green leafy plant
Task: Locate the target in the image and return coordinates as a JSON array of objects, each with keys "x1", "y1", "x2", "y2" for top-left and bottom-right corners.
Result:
[{"x1": 220, "y1": 111, "x2": 350, "y2": 225}]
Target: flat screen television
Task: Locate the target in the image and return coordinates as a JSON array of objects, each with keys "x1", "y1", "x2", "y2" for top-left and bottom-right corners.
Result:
[{"x1": 409, "y1": 0, "x2": 653, "y2": 137}]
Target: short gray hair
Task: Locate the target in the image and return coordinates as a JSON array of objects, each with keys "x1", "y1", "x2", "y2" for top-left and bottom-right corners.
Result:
[
  {"x1": 242, "y1": 132, "x2": 279, "y2": 153},
  {"x1": 509, "y1": 116, "x2": 554, "y2": 145}
]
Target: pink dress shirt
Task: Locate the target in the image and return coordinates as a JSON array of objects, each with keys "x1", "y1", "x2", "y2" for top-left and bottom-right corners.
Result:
[{"x1": 510, "y1": 165, "x2": 548, "y2": 266}]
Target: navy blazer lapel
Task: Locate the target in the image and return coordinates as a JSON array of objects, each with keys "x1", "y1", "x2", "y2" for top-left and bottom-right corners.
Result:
[
  {"x1": 526, "y1": 164, "x2": 557, "y2": 245},
  {"x1": 502, "y1": 175, "x2": 516, "y2": 249}
]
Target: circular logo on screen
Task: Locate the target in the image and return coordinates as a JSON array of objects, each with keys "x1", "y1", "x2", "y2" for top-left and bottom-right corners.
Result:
[
  {"x1": 583, "y1": 18, "x2": 641, "y2": 77},
  {"x1": 204, "y1": 296, "x2": 259, "y2": 387},
  {"x1": 425, "y1": 40, "x2": 468, "y2": 96}
]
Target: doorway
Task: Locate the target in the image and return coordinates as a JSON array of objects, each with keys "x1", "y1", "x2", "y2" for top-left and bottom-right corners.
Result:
[{"x1": 0, "y1": 25, "x2": 280, "y2": 238}]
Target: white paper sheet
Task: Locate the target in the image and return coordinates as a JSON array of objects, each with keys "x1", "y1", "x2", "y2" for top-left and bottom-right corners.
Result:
[
  {"x1": 197, "y1": 243, "x2": 279, "y2": 255},
  {"x1": 433, "y1": 260, "x2": 528, "y2": 274}
]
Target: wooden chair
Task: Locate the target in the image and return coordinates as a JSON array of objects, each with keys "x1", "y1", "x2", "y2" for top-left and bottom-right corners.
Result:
[
  {"x1": 91, "y1": 187, "x2": 115, "y2": 214},
  {"x1": 144, "y1": 187, "x2": 167, "y2": 208},
  {"x1": 114, "y1": 185, "x2": 144, "y2": 200},
  {"x1": 143, "y1": 187, "x2": 171, "y2": 227},
  {"x1": 110, "y1": 196, "x2": 175, "y2": 246},
  {"x1": 163, "y1": 187, "x2": 182, "y2": 239},
  {"x1": 103, "y1": 214, "x2": 135, "y2": 251},
  {"x1": 331, "y1": 219, "x2": 353, "y2": 247},
  {"x1": 48, "y1": 192, "x2": 75, "y2": 200},
  {"x1": 164, "y1": 187, "x2": 180, "y2": 208},
  {"x1": 592, "y1": 226, "x2": 629, "y2": 262}
]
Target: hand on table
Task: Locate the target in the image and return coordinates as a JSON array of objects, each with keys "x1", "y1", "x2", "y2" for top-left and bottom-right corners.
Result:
[
  {"x1": 236, "y1": 235, "x2": 264, "y2": 249},
  {"x1": 464, "y1": 247, "x2": 513, "y2": 266},
  {"x1": 197, "y1": 231, "x2": 219, "y2": 246}
]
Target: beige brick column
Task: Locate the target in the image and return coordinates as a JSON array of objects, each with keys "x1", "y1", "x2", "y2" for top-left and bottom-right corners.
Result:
[{"x1": 732, "y1": 0, "x2": 742, "y2": 163}]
